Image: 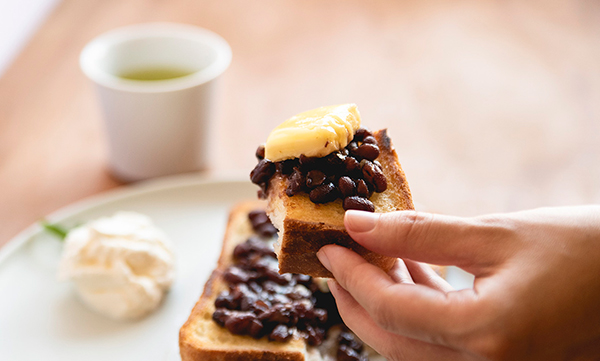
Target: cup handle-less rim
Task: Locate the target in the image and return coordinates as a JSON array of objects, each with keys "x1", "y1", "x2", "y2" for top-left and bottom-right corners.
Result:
[{"x1": 79, "y1": 22, "x2": 232, "y2": 93}]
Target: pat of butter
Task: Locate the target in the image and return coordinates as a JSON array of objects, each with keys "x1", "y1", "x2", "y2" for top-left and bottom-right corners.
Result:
[{"x1": 265, "y1": 104, "x2": 361, "y2": 162}]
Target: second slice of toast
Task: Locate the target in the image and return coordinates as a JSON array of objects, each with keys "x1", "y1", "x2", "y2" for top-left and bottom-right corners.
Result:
[
  {"x1": 180, "y1": 201, "x2": 310, "y2": 361},
  {"x1": 179, "y1": 201, "x2": 385, "y2": 361},
  {"x1": 267, "y1": 129, "x2": 414, "y2": 278}
]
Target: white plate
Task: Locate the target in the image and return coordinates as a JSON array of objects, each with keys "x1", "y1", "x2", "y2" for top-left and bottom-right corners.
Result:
[{"x1": 0, "y1": 175, "x2": 472, "y2": 360}]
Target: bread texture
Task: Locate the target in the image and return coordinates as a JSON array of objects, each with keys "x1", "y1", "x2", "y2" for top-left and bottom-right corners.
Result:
[
  {"x1": 179, "y1": 201, "x2": 384, "y2": 361},
  {"x1": 267, "y1": 129, "x2": 414, "y2": 278},
  {"x1": 180, "y1": 201, "x2": 307, "y2": 361}
]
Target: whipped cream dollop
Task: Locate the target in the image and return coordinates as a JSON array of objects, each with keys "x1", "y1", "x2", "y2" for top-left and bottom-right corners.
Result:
[{"x1": 58, "y1": 212, "x2": 175, "y2": 320}]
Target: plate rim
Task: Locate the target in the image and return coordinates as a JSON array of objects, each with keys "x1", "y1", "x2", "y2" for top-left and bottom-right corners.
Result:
[{"x1": 0, "y1": 174, "x2": 250, "y2": 265}]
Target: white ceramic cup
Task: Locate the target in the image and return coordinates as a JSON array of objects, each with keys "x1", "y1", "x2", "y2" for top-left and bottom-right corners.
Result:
[{"x1": 80, "y1": 23, "x2": 232, "y2": 182}]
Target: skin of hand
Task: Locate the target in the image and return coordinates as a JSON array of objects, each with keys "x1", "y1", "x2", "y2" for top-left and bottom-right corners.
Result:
[{"x1": 316, "y1": 206, "x2": 600, "y2": 361}]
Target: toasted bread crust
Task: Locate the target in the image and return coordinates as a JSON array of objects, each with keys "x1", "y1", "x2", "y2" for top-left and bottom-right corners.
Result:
[
  {"x1": 179, "y1": 201, "x2": 308, "y2": 361},
  {"x1": 267, "y1": 129, "x2": 413, "y2": 278}
]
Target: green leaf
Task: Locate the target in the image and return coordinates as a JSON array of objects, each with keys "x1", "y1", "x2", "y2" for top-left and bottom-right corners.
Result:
[{"x1": 41, "y1": 220, "x2": 69, "y2": 240}]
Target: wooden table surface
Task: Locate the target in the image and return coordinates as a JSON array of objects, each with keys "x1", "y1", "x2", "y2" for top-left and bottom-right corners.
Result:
[{"x1": 1, "y1": 0, "x2": 599, "y2": 248}]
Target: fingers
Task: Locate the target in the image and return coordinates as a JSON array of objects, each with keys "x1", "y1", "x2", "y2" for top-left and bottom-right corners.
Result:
[
  {"x1": 404, "y1": 260, "x2": 454, "y2": 293},
  {"x1": 318, "y1": 244, "x2": 478, "y2": 345},
  {"x1": 374, "y1": 258, "x2": 450, "y2": 293},
  {"x1": 388, "y1": 258, "x2": 415, "y2": 285},
  {"x1": 327, "y1": 280, "x2": 409, "y2": 358},
  {"x1": 328, "y1": 280, "x2": 466, "y2": 361},
  {"x1": 344, "y1": 210, "x2": 513, "y2": 269}
]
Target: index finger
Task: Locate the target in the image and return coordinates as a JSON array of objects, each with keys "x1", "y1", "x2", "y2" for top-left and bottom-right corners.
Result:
[
  {"x1": 344, "y1": 210, "x2": 515, "y2": 271},
  {"x1": 317, "y1": 244, "x2": 478, "y2": 346}
]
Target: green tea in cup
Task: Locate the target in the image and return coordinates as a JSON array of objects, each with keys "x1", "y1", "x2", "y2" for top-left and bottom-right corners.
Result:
[{"x1": 119, "y1": 67, "x2": 195, "y2": 81}]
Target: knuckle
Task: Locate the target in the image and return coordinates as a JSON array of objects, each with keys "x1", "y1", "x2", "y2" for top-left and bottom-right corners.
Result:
[
  {"x1": 424, "y1": 291, "x2": 483, "y2": 347},
  {"x1": 452, "y1": 297, "x2": 517, "y2": 361},
  {"x1": 395, "y1": 211, "x2": 435, "y2": 249},
  {"x1": 473, "y1": 215, "x2": 520, "y2": 262},
  {"x1": 384, "y1": 347, "x2": 408, "y2": 361},
  {"x1": 402, "y1": 211, "x2": 425, "y2": 239},
  {"x1": 474, "y1": 214, "x2": 518, "y2": 239},
  {"x1": 464, "y1": 330, "x2": 513, "y2": 361},
  {"x1": 334, "y1": 265, "x2": 353, "y2": 290},
  {"x1": 338, "y1": 260, "x2": 368, "y2": 291},
  {"x1": 370, "y1": 289, "x2": 397, "y2": 331},
  {"x1": 428, "y1": 296, "x2": 468, "y2": 346}
]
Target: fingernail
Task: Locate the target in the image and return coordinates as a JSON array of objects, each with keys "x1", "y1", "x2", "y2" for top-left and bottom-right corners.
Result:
[
  {"x1": 316, "y1": 248, "x2": 331, "y2": 271},
  {"x1": 326, "y1": 279, "x2": 338, "y2": 292},
  {"x1": 345, "y1": 210, "x2": 379, "y2": 233}
]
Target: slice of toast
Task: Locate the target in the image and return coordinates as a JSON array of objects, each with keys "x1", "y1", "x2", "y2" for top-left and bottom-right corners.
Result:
[
  {"x1": 179, "y1": 201, "x2": 384, "y2": 361},
  {"x1": 180, "y1": 201, "x2": 308, "y2": 361},
  {"x1": 267, "y1": 129, "x2": 414, "y2": 278}
]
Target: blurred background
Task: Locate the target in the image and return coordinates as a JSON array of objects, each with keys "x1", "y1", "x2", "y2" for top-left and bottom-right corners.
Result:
[{"x1": 1, "y1": 0, "x2": 599, "y2": 247}]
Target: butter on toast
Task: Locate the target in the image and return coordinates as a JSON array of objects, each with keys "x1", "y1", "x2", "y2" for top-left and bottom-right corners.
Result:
[{"x1": 266, "y1": 129, "x2": 414, "y2": 278}]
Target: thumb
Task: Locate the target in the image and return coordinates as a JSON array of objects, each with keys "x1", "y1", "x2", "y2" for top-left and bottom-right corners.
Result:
[{"x1": 344, "y1": 210, "x2": 512, "y2": 270}]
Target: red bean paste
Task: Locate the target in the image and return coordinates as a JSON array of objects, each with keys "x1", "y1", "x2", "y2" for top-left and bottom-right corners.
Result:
[{"x1": 212, "y1": 210, "x2": 369, "y2": 360}]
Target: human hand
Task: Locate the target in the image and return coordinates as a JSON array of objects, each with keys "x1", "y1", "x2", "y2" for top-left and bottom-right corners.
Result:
[{"x1": 316, "y1": 206, "x2": 600, "y2": 361}]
